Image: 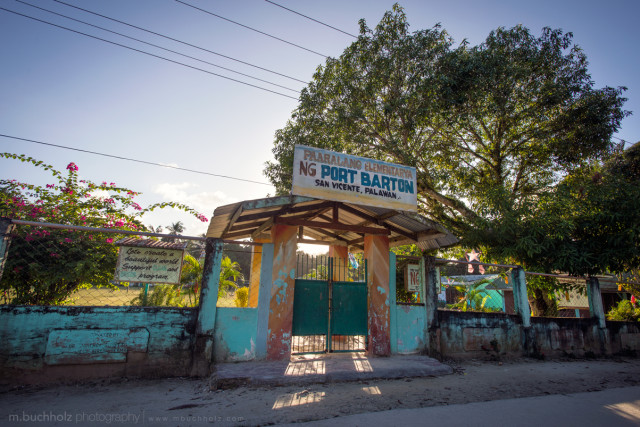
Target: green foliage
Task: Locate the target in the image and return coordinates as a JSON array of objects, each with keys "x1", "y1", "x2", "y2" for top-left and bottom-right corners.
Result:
[
  {"x1": 130, "y1": 284, "x2": 183, "y2": 307},
  {"x1": 448, "y1": 281, "x2": 492, "y2": 312},
  {"x1": 180, "y1": 254, "x2": 203, "y2": 307},
  {"x1": 0, "y1": 154, "x2": 207, "y2": 305},
  {"x1": 218, "y1": 256, "x2": 243, "y2": 299},
  {"x1": 235, "y1": 287, "x2": 249, "y2": 308},
  {"x1": 606, "y1": 299, "x2": 640, "y2": 322},
  {"x1": 472, "y1": 144, "x2": 640, "y2": 277},
  {"x1": 303, "y1": 264, "x2": 329, "y2": 280},
  {"x1": 264, "y1": 6, "x2": 632, "y2": 301},
  {"x1": 265, "y1": 7, "x2": 627, "y2": 239}
]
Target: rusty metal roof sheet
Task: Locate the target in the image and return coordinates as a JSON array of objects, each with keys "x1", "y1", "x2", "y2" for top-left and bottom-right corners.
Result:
[
  {"x1": 115, "y1": 237, "x2": 188, "y2": 250},
  {"x1": 206, "y1": 195, "x2": 458, "y2": 252}
]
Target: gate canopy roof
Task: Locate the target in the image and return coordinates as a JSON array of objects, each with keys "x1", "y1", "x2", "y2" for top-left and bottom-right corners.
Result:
[{"x1": 205, "y1": 195, "x2": 458, "y2": 252}]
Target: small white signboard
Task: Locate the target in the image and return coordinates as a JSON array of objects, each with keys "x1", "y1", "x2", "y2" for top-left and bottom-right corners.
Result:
[
  {"x1": 292, "y1": 145, "x2": 418, "y2": 211},
  {"x1": 405, "y1": 264, "x2": 421, "y2": 292},
  {"x1": 115, "y1": 246, "x2": 184, "y2": 284}
]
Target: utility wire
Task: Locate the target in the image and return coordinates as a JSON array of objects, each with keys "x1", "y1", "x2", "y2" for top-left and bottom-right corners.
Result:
[
  {"x1": 175, "y1": 0, "x2": 328, "y2": 58},
  {"x1": 264, "y1": 0, "x2": 357, "y2": 38},
  {"x1": 53, "y1": 0, "x2": 308, "y2": 84},
  {"x1": 16, "y1": 0, "x2": 299, "y2": 93},
  {"x1": 0, "y1": 134, "x2": 273, "y2": 186},
  {"x1": 0, "y1": 7, "x2": 299, "y2": 100}
]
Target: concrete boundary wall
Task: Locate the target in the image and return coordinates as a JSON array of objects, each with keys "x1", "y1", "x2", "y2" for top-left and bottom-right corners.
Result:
[
  {"x1": 0, "y1": 306, "x2": 197, "y2": 385},
  {"x1": 434, "y1": 310, "x2": 640, "y2": 360}
]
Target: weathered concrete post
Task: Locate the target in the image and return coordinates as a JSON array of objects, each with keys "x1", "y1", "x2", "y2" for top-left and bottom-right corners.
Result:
[
  {"x1": 364, "y1": 234, "x2": 391, "y2": 356},
  {"x1": 587, "y1": 276, "x2": 610, "y2": 355},
  {"x1": 0, "y1": 218, "x2": 15, "y2": 284},
  {"x1": 511, "y1": 267, "x2": 537, "y2": 357},
  {"x1": 389, "y1": 252, "x2": 398, "y2": 354},
  {"x1": 248, "y1": 238, "x2": 270, "y2": 308},
  {"x1": 191, "y1": 237, "x2": 224, "y2": 376},
  {"x1": 424, "y1": 255, "x2": 441, "y2": 358},
  {"x1": 255, "y1": 243, "x2": 274, "y2": 359},
  {"x1": 266, "y1": 224, "x2": 298, "y2": 360}
]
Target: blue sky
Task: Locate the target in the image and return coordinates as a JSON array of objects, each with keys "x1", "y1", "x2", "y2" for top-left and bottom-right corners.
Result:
[{"x1": 1, "y1": 0, "x2": 638, "y2": 240}]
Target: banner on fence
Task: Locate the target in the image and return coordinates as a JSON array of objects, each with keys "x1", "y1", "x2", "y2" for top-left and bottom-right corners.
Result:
[
  {"x1": 292, "y1": 145, "x2": 418, "y2": 211},
  {"x1": 115, "y1": 245, "x2": 184, "y2": 284}
]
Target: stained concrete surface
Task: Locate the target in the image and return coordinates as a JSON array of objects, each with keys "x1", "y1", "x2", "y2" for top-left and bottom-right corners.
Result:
[{"x1": 214, "y1": 352, "x2": 452, "y2": 388}]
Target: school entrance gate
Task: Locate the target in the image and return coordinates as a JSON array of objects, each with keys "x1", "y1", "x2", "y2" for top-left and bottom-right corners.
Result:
[{"x1": 292, "y1": 255, "x2": 368, "y2": 353}]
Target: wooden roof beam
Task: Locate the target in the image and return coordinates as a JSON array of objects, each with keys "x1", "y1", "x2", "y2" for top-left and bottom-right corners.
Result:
[{"x1": 275, "y1": 217, "x2": 390, "y2": 235}]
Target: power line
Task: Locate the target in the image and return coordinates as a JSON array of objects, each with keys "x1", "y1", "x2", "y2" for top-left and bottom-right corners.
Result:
[
  {"x1": 0, "y1": 7, "x2": 299, "y2": 100},
  {"x1": 16, "y1": 0, "x2": 299, "y2": 93},
  {"x1": 0, "y1": 134, "x2": 273, "y2": 186},
  {"x1": 175, "y1": 0, "x2": 329, "y2": 58},
  {"x1": 52, "y1": 0, "x2": 308, "y2": 84},
  {"x1": 264, "y1": 0, "x2": 357, "y2": 39}
]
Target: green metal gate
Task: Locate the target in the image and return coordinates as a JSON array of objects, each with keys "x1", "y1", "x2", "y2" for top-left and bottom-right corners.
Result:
[{"x1": 292, "y1": 256, "x2": 367, "y2": 353}]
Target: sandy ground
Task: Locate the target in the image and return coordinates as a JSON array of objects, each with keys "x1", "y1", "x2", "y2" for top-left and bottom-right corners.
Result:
[{"x1": 2, "y1": 357, "x2": 640, "y2": 426}]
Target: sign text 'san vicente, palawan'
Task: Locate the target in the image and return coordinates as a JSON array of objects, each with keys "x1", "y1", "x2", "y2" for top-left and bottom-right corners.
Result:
[
  {"x1": 115, "y1": 246, "x2": 184, "y2": 284},
  {"x1": 291, "y1": 145, "x2": 418, "y2": 211}
]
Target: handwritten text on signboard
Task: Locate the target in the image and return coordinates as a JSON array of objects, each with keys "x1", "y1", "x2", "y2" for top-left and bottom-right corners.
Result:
[
  {"x1": 292, "y1": 145, "x2": 418, "y2": 211},
  {"x1": 115, "y1": 246, "x2": 183, "y2": 284}
]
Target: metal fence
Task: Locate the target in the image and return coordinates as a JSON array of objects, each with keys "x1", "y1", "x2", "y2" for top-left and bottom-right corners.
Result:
[{"x1": 0, "y1": 220, "x2": 253, "y2": 308}]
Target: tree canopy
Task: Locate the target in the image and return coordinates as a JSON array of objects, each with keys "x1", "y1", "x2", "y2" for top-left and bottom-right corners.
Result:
[
  {"x1": 265, "y1": 6, "x2": 627, "y2": 231},
  {"x1": 264, "y1": 5, "x2": 631, "y2": 277}
]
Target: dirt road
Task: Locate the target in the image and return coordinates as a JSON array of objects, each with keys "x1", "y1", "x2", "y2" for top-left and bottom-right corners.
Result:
[{"x1": 3, "y1": 358, "x2": 640, "y2": 426}]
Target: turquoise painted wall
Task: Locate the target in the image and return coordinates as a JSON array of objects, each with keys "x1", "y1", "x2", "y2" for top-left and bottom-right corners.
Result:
[
  {"x1": 213, "y1": 307, "x2": 258, "y2": 362},
  {"x1": 0, "y1": 306, "x2": 197, "y2": 376},
  {"x1": 395, "y1": 305, "x2": 426, "y2": 353}
]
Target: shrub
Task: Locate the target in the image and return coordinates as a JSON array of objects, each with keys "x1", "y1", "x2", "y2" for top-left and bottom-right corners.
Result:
[
  {"x1": 607, "y1": 299, "x2": 640, "y2": 321},
  {"x1": 234, "y1": 287, "x2": 249, "y2": 307}
]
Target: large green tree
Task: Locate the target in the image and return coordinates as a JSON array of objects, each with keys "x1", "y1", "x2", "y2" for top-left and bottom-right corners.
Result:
[{"x1": 265, "y1": 5, "x2": 628, "y2": 242}]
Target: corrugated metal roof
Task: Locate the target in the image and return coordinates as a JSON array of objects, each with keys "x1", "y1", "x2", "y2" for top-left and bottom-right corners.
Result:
[
  {"x1": 115, "y1": 237, "x2": 188, "y2": 250},
  {"x1": 205, "y1": 195, "x2": 459, "y2": 251}
]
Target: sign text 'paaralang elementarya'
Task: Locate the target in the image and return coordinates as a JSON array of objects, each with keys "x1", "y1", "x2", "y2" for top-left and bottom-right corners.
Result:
[{"x1": 291, "y1": 145, "x2": 417, "y2": 211}]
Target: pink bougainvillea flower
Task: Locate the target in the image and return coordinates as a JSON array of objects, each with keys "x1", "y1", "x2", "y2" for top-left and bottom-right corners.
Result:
[
  {"x1": 66, "y1": 162, "x2": 79, "y2": 171},
  {"x1": 46, "y1": 184, "x2": 55, "y2": 189},
  {"x1": 64, "y1": 238, "x2": 73, "y2": 243},
  {"x1": 106, "y1": 238, "x2": 114, "y2": 244},
  {"x1": 632, "y1": 295, "x2": 637, "y2": 305}
]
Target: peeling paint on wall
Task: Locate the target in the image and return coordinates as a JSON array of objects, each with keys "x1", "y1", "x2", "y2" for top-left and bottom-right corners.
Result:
[
  {"x1": 395, "y1": 305, "x2": 425, "y2": 354},
  {"x1": 266, "y1": 224, "x2": 297, "y2": 360},
  {"x1": 213, "y1": 307, "x2": 258, "y2": 362},
  {"x1": 364, "y1": 234, "x2": 390, "y2": 356}
]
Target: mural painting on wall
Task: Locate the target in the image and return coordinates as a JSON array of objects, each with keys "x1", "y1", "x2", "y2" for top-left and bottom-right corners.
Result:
[{"x1": 292, "y1": 145, "x2": 418, "y2": 211}]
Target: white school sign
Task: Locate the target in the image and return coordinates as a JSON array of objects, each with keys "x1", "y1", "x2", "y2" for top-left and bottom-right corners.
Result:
[{"x1": 291, "y1": 145, "x2": 418, "y2": 212}]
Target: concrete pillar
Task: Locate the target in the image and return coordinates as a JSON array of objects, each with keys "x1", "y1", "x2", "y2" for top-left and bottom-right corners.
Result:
[
  {"x1": 424, "y1": 256, "x2": 441, "y2": 358},
  {"x1": 389, "y1": 252, "x2": 398, "y2": 354},
  {"x1": 191, "y1": 238, "x2": 224, "y2": 376},
  {"x1": 248, "y1": 239, "x2": 270, "y2": 308},
  {"x1": 511, "y1": 267, "x2": 537, "y2": 357},
  {"x1": 329, "y1": 245, "x2": 348, "y2": 281},
  {"x1": 587, "y1": 276, "x2": 610, "y2": 355},
  {"x1": 587, "y1": 276, "x2": 606, "y2": 328},
  {"x1": 266, "y1": 224, "x2": 298, "y2": 360},
  {"x1": 255, "y1": 243, "x2": 274, "y2": 359},
  {"x1": 511, "y1": 267, "x2": 531, "y2": 327},
  {"x1": 364, "y1": 234, "x2": 390, "y2": 356},
  {"x1": 0, "y1": 218, "x2": 15, "y2": 284}
]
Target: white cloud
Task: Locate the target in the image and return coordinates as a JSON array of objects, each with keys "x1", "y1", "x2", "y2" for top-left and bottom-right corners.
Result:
[{"x1": 153, "y1": 182, "x2": 236, "y2": 211}]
